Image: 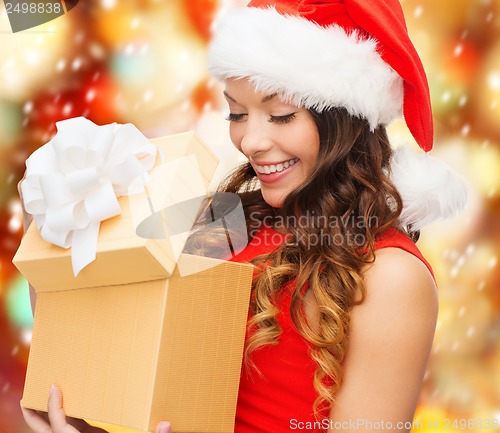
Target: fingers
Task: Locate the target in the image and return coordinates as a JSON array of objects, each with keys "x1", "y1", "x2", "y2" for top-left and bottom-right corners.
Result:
[
  {"x1": 154, "y1": 421, "x2": 172, "y2": 433},
  {"x1": 47, "y1": 385, "x2": 76, "y2": 432},
  {"x1": 46, "y1": 386, "x2": 102, "y2": 433},
  {"x1": 21, "y1": 405, "x2": 53, "y2": 433},
  {"x1": 22, "y1": 387, "x2": 109, "y2": 433}
]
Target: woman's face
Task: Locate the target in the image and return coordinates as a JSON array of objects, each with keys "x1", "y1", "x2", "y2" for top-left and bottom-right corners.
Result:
[{"x1": 224, "y1": 78, "x2": 320, "y2": 208}]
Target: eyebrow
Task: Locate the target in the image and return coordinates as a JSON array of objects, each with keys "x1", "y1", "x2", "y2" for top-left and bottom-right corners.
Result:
[{"x1": 223, "y1": 91, "x2": 277, "y2": 104}]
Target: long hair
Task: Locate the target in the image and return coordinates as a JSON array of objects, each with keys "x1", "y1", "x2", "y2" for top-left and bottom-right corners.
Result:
[{"x1": 184, "y1": 106, "x2": 403, "y2": 415}]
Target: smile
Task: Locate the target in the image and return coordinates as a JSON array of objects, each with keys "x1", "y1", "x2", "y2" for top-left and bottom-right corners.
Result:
[{"x1": 254, "y1": 158, "x2": 299, "y2": 174}]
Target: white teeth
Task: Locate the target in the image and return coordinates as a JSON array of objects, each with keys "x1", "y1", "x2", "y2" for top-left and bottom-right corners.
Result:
[{"x1": 254, "y1": 158, "x2": 298, "y2": 175}]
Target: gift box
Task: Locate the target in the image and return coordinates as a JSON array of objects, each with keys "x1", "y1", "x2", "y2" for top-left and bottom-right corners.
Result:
[
  {"x1": 13, "y1": 126, "x2": 253, "y2": 433},
  {"x1": 14, "y1": 130, "x2": 221, "y2": 291}
]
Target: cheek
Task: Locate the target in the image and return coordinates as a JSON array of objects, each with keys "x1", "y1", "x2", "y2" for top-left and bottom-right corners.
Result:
[
  {"x1": 308, "y1": 141, "x2": 320, "y2": 165},
  {"x1": 306, "y1": 125, "x2": 320, "y2": 162},
  {"x1": 295, "y1": 126, "x2": 320, "y2": 166}
]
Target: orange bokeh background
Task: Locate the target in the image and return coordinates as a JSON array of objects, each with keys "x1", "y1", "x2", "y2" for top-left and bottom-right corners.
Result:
[{"x1": 0, "y1": 1, "x2": 499, "y2": 432}]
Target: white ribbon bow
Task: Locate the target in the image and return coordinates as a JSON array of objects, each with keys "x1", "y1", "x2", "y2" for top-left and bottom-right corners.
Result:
[{"x1": 21, "y1": 117, "x2": 157, "y2": 276}]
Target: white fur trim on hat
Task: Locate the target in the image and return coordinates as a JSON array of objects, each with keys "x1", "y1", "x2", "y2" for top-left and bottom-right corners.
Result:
[
  {"x1": 390, "y1": 146, "x2": 469, "y2": 231},
  {"x1": 208, "y1": 6, "x2": 404, "y2": 129}
]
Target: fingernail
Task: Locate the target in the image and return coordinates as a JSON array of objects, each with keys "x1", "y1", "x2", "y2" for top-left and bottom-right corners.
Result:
[
  {"x1": 50, "y1": 384, "x2": 55, "y2": 396},
  {"x1": 159, "y1": 422, "x2": 171, "y2": 433}
]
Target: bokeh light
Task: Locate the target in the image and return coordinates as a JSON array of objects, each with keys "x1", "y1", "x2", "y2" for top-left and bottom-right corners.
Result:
[{"x1": 0, "y1": 1, "x2": 499, "y2": 432}]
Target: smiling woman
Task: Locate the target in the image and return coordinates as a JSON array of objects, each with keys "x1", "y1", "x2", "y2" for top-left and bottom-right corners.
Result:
[{"x1": 196, "y1": 70, "x2": 441, "y2": 430}]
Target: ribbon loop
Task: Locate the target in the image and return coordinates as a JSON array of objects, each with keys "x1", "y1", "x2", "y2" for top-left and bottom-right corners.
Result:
[
  {"x1": 65, "y1": 167, "x2": 100, "y2": 197},
  {"x1": 21, "y1": 117, "x2": 157, "y2": 276}
]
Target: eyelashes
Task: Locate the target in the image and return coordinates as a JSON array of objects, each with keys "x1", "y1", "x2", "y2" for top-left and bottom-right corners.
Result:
[
  {"x1": 225, "y1": 112, "x2": 297, "y2": 124},
  {"x1": 225, "y1": 113, "x2": 245, "y2": 122},
  {"x1": 270, "y1": 113, "x2": 296, "y2": 124}
]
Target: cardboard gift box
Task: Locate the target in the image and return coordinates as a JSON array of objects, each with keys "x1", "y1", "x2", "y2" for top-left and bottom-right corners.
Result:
[{"x1": 13, "y1": 131, "x2": 253, "y2": 433}]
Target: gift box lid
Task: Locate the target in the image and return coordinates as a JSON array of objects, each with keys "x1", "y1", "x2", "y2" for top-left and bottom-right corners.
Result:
[
  {"x1": 13, "y1": 131, "x2": 219, "y2": 293},
  {"x1": 150, "y1": 131, "x2": 218, "y2": 190}
]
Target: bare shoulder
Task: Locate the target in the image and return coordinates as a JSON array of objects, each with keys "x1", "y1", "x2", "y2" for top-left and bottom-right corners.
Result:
[
  {"x1": 354, "y1": 247, "x2": 439, "y2": 360},
  {"x1": 362, "y1": 246, "x2": 438, "y2": 313}
]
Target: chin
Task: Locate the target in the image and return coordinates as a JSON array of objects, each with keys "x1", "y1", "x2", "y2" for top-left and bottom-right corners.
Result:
[{"x1": 261, "y1": 190, "x2": 285, "y2": 208}]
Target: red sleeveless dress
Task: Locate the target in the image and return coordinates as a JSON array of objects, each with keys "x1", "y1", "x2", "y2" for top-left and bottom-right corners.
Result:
[{"x1": 229, "y1": 225, "x2": 433, "y2": 433}]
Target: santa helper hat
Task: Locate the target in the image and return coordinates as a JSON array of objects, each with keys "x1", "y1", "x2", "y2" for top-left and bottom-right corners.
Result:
[{"x1": 208, "y1": 0, "x2": 467, "y2": 231}]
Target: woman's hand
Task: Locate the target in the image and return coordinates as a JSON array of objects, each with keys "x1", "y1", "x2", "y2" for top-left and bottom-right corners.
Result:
[
  {"x1": 21, "y1": 386, "x2": 172, "y2": 433},
  {"x1": 21, "y1": 386, "x2": 107, "y2": 433}
]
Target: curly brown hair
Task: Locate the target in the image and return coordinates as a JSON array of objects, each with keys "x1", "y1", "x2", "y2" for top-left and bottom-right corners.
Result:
[{"x1": 184, "y1": 106, "x2": 404, "y2": 415}]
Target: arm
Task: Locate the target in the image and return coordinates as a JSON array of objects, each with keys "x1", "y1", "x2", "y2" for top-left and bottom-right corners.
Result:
[{"x1": 327, "y1": 247, "x2": 438, "y2": 433}]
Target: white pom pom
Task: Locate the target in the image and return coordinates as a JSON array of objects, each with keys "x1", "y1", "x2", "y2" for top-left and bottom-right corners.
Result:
[{"x1": 389, "y1": 146, "x2": 468, "y2": 231}]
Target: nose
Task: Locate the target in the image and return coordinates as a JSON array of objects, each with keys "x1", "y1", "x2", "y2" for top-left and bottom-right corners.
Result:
[{"x1": 238, "y1": 117, "x2": 274, "y2": 158}]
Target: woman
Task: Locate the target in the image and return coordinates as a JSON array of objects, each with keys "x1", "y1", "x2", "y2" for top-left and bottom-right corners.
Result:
[{"x1": 21, "y1": 1, "x2": 467, "y2": 432}]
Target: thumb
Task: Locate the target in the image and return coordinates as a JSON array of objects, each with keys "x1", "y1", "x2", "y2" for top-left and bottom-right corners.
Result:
[
  {"x1": 154, "y1": 421, "x2": 172, "y2": 433},
  {"x1": 47, "y1": 384, "x2": 70, "y2": 430},
  {"x1": 48, "y1": 384, "x2": 63, "y2": 411}
]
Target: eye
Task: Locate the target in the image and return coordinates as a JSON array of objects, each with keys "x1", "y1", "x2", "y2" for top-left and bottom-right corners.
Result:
[
  {"x1": 225, "y1": 113, "x2": 246, "y2": 122},
  {"x1": 269, "y1": 113, "x2": 296, "y2": 124}
]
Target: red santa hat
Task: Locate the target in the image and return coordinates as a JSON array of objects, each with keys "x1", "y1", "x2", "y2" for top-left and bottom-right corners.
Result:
[{"x1": 208, "y1": 0, "x2": 467, "y2": 231}]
